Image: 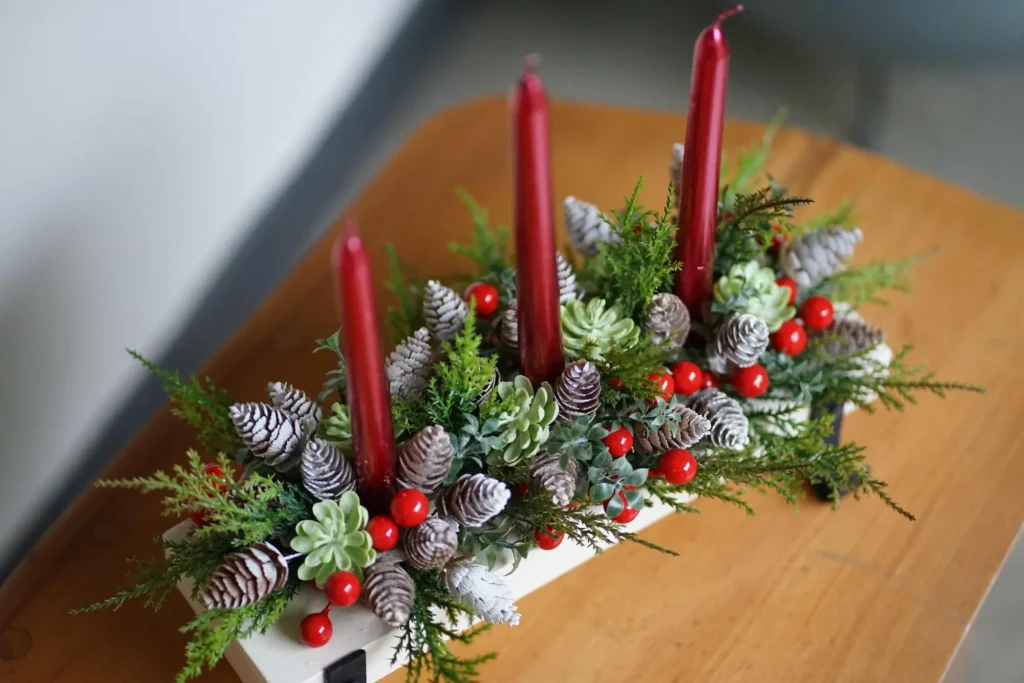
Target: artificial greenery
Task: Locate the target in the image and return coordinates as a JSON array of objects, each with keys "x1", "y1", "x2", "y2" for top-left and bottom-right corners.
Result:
[
  {"x1": 384, "y1": 244, "x2": 427, "y2": 343},
  {"x1": 561, "y1": 298, "x2": 640, "y2": 360},
  {"x1": 314, "y1": 330, "x2": 348, "y2": 402},
  {"x1": 719, "y1": 108, "x2": 786, "y2": 208},
  {"x1": 713, "y1": 187, "x2": 812, "y2": 277},
  {"x1": 425, "y1": 306, "x2": 498, "y2": 432},
  {"x1": 805, "y1": 253, "x2": 929, "y2": 308},
  {"x1": 712, "y1": 260, "x2": 795, "y2": 331},
  {"x1": 488, "y1": 376, "x2": 559, "y2": 465},
  {"x1": 291, "y1": 493, "x2": 376, "y2": 586}
]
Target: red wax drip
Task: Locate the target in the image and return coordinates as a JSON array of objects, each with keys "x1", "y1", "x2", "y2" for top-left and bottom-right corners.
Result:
[
  {"x1": 510, "y1": 59, "x2": 565, "y2": 386},
  {"x1": 674, "y1": 6, "x2": 743, "y2": 323},
  {"x1": 332, "y1": 224, "x2": 397, "y2": 512}
]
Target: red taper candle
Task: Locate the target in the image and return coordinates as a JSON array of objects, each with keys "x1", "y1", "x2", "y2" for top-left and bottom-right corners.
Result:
[
  {"x1": 510, "y1": 57, "x2": 565, "y2": 386},
  {"x1": 674, "y1": 6, "x2": 743, "y2": 323},
  {"x1": 332, "y1": 224, "x2": 397, "y2": 511}
]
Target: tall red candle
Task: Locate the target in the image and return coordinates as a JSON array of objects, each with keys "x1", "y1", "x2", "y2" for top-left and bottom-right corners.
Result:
[
  {"x1": 510, "y1": 58, "x2": 565, "y2": 386},
  {"x1": 332, "y1": 223, "x2": 397, "y2": 511},
  {"x1": 674, "y1": 6, "x2": 743, "y2": 323}
]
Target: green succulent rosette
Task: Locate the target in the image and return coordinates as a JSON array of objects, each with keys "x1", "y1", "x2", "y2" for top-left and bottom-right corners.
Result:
[
  {"x1": 490, "y1": 375, "x2": 559, "y2": 465},
  {"x1": 319, "y1": 402, "x2": 352, "y2": 452},
  {"x1": 561, "y1": 298, "x2": 639, "y2": 360},
  {"x1": 290, "y1": 491, "x2": 375, "y2": 587},
  {"x1": 713, "y1": 260, "x2": 795, "y2": 331}
]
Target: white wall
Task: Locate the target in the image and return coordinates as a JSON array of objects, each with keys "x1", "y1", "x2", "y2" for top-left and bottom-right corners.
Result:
[{"x1": 0, "y1": 0, "x2": 418, "y2": 562}]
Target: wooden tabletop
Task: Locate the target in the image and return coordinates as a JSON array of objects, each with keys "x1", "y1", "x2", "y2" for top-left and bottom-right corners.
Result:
[{"x1": 2, "y1": 98, "x2": 1023, "y2": 683}]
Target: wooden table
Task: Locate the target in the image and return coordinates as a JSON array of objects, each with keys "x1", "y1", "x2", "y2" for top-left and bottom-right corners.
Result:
[{"x1": 2, "y1": 98, "x2": 1022, "y2": 683}]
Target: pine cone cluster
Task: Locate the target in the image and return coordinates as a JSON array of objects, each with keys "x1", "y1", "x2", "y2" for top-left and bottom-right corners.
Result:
[
  {"x1": 363, "y1": 562, "x2": 415, "y2": 627},
  {"x1": 267, "y1": 382, "x2": 322, "y2": 426},
  {"x1": 300, "y1": 438, "x2": 356, "y2": 500},
  {"x1": 781, "y1": 226, "x2": 863, "y2": 289},
  {"x1": 563, "y1": 196, "x2": 618, "y2": 257},
  {"x1": 402, "y1": 517, "x2": 458, "y2": 570},
  {"x1": 529, "y1": 453, "x2": 579, "y2": 507},
  {"x1": 439, "y1": 474, "x2": 510, "y2": 528},
  {"x1": 809, "y1": 317, "x2": 886, "y2": 358},
  {"x1": 554, "y1": 360, "x2": 601, "y2": 424},
  {"x1": 229, "y1": 403, "x2": 305, "y2": 471},
  {"x1": 199, "y1": 542, "x2": 288, "y2": 609},
  {"x1": 445, "y1": 564, "x2": 520, "y2": 626},
  {"x1": 644, "y1": 292, "x2": 691, "y2": 350},
  {"x1": 396, "y1": 425, "x2": 454, "y2": 496},
  {"x1": 633, "y1": 406, "x2": 710, "y2": 454},
  {"x1": 423, "y1": 280, "x2": 468, "y2": 341},
  {"x1": 386, "y1": 327, "x2": 438, "y2": 400},
  {"x1": 716, "y1": 314, "x2": 769, "y2": 368},
  {"x1": 499, "y1": 299, "x2": 519, "y2": 354},
  {"x1": 556, "y1": 253, "x2": 579, "y2": 303},
  {"x1": 687, "y1": 389, "x2": 750, "y2": 451}
]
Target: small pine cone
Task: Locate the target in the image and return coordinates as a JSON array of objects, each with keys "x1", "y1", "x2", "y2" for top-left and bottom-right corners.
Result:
[
  {"x1": 809, "y1": 317, "x2": 886, "y2": 358},
  {"x1": 669, "y1": 143, "x2": 684, "y2": 208},
  {"x1": 423, "y1": 280, "x2": 468, "y2": 341},
  {"x1": 554, "y1": 359, "x2": 601, "y2": 424},
  {"x1": 267, "y1": 382, "x2": 322, "y2": 426},
  {"x1": 705, "y1": 346, "x2": 733, "y2": 377},
  {"x1": 363, "y1": 562, "x2": 415, "y2": 627},
  {"x1": 781, "y1": 226, "x2": 863, "y2": 289},
  {"x1": 644, "y1": 292, "x2": 691, "y2": 351},
  {"x1": 687, "y1": 389, "x2": 750, "y2": 451},
  {"x1": 446, "y1": 564, "x2": 520, "y2": 626},
  {"x1": 386, "y1": 327, "x2": 439, "y2": 400},
  {"x1": 300, "y1": 438, "x2": 356, "y2": 500},
  {"x1": 633, "y1": 407, "x2": 711, "y2": 454},
  {"x1": 402, "y1": 517, "x2": 458, "y2": 570},
  {"x1": 396, "y1": 425, "x2": 454, "y2": 496},
  {"x1": 556, "y1": 253, "x2": 579, "y2": 303},
  {"x1": 716, "y1": 314, "x2": 769, "y2": 368},
  {"x1": 563, "y1": 196, "x2": 618, "y2": 257},
  {"x1": 499, "y1": 299, "x2": 519, "y2": 354},
  {"x1": 529, "y1": 453, "x2": 578, "y2": 507},
  {"x1": 439, "y1": 474, "x2": 510, "y2": 528},
  {"x1": 199, "y1": 542, "x2": 288, "y2": 609},
  {"x1": 229, "y1": 403, "x2": 305, "y2": 471}
]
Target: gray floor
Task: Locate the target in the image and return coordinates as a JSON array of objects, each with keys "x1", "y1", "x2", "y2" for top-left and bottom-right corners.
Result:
[{"x1": 314, "y1": 1, "x2": 1022, "y2": 680}]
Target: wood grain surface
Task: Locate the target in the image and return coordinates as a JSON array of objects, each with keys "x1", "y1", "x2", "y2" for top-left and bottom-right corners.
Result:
[{"x1": 2, "y1": 97, "x2": 1022, "y2": 683}]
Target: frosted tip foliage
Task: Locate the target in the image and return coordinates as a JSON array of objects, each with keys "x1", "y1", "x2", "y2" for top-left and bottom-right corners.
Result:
[
  {"x1": 363, "y1": 562, "x2": 415, "y2": 627},
  {"x1": 781, "y1": 226, "x2": 863, "y2": 289},
  {"x1": 402, "y1": 516, "x2": 458, "y2": 570},
  {"x1": 446, "y1": 564, "x2": 521, "y2": 626},
  {"x1": 300, "y1": 437, "x2": 356, "y2": 500},
  {"x1": 563, "y1": 196, "x2": 618, "y2": 257},
  {"x1": 386, "y1": 327, "x2": 438, "y2": 400},
  {"x1": 556, "y1": 253, "x2": 579, "y2": 303},
  {"x1": 439, "y1": 473, "x2": 511, "y2": 528},
  {"x1": 554, "y1": 359, "x2": 601, "y2": 424},
  {"x1": 199, "y1": 542, "x2": 288, "y2": 610},
  {"x1": 716, "y1": 314, "x2": 770, "y2": 368},
  {"x1": 644, "y1": 292, "x2": 691, "y2": 351},
  {"x1": 396, "y1": 425, "x2": 454, "y2": 496},
  {"x1": 423, "y1": 280, "x2": 468, "y2": 341},
  {"x1": 687, "y1": 389, "x2": 750, "y2": 451}
]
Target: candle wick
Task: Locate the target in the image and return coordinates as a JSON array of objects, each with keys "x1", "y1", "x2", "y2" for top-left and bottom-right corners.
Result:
[
  {"x1": 712, "y1": 5, "x2": 744, "y2": 26},
  {"x1": 523, "y1": 52, "x2": 542, "y2": 76}
]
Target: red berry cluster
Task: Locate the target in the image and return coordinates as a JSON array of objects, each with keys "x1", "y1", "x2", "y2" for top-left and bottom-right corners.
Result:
[{"x1": 300, "y1": 570, "x2": 362, "y2": 647}]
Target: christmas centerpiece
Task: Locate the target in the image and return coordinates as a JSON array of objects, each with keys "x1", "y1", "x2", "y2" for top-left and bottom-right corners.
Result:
[{"x1": 75, "y1": 8, "x2": 980, "y2": 683}]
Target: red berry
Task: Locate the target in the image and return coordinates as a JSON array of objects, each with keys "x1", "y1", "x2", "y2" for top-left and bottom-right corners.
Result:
[
  {"x1": 390, "y1": 489, "x2": 429, "y2": 528},
  {"x1": 772, "y1": 320, "x2": 807, "y2": 356},
  {"x1": 324, "y1": 571, "x2": 360, "y2": 607},
  {"x1": 201, "y1": 462, "x2": 230, "y2": 492},
  {"x1": 732, "y1": 364, "x2": 769, "y2": 398},
  {"x1": 464, "y1": 282, "x2": 499, "y2": 317},
  {"x1": 534, "y1": 527, "x2": 564, "y2": 550},
  {"x1": 604, "y1": 491, "x2": 641, "y2": 523},
  {"x1": 701, "y1": 372, "x2": 719, "y2": 389},
  {"x1": 658, "y1": 449, "x2": 697, "y2": 486},
  {"x1": 769, "y1": 223, "x2": 788, "y2": 253},
  {"x1": 300, "y1": 612, "x2": 333, "y2": 648},
  {"x1": 609, "y1": 378, "x2": 626, "y2": 389},
  {"x1": 670, "y1": 361, "x2": 703, "y2": 395},
  {"x1": 602, "y1": 427, "x2": 633, "y2": 458},
  {"x1": 800, "y1": 296, "x2": 834, "y2": 330},
  {"x1": 188, "y1": 506, "x2": 211, "y2": 527},
  {"x1": 775, "y1": 276, "x2": 798, "y2": 306},
  {"x1": 648, "y1": 468, "x2": 664, "y2": 480},
  {"x1": 365, "y1": 515, "x2": 400, "y2": 551},
  {"x1": 723, "y1": 211, "x2": 735, "y2": 222},
  {"x1": 513, "y1": 482, "x2": 529, "y2": 497},
  {"x1": 648, "y1": 371, "x2": 675, "y2": 401}
]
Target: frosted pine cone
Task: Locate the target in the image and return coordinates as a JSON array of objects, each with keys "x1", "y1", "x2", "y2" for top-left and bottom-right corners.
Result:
[
  {"x1": 780, "y1": 226, "x2": 863, "y2": 289},
  {"x1": 556, "y1": 253, "x2": 579, "y2": 303},
  {"x1": 386, "y1": 327, "x2": 438, "y2": 400},
  {"x1": 396, "y1": 425, "x2": 454, "y2": 496},
  {"x1": 563, "y1": 196, "x2": 618, "y2": 257},
  {"x1": 669, "y1": 143, "x2": 684, "y2": 208},
  {"x1": 633, "y1": 406, "x2": 710, "y2": 454},
  {"x1": 644, "y1": 292, "x2": 691, "y2": 351},
  {"x1": 687, "y1": 389, "x2": 750, "y2": 451},
  {"x1": 529, "y1": 453, "x2": 578, "y2": 508},
  {"x1": 402, "y1": 517, "x2": 458, "y2": 570},
  {"x1": 439, "y1": 474, "x2": 510, "y2": 528},
  {"x1": 446, "y1": 564, "x2": 520, "y2": 626},
  {"x1": 229, "y1": 403, "x2": 305, "y2": 471},
  {"x1": 554, "y1": 359, "x2": 601, "y2": 424},
  {"x1": 716, "y1": 314, "x2": 769, "y2": 368},
  {"x1": 300, "y1": 438, "x2": 355, "y2": 500},
  {"x1": 705, "y1": 346, "x2": 732, "y2": 377},
  {"x1": 199, "y1": 542, "x2": 288, "y2": 609},
  {"x1": 809, "y1": 317, "x2": 886, "y2": 358},
  {"x1": 363, "y1": 562, "x2": 415, "y2": 627},
  {"x1": 499, "y1": 299, "x2": 519, "y2": 354},
  {"x1": 423, "y1": 280, "x2": 468, "y2": 341},
  {"x1": 267, "y1": 382, "x2": 322, "y2": 426}
]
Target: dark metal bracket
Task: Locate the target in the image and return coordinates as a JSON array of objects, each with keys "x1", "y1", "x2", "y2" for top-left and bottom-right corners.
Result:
[{"x1": 325, "y1": 649, "x2": 367, "y2": 683}]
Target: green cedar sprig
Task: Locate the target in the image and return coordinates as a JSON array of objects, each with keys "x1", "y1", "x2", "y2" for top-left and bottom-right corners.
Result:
[
  {"x1": 384, "y1": 244, "x2": 427, "y2": 343},
  {"x1": 426, "y1": 305, "x2": 499, "y2": 430},
  {"x1": 714, "y1": 187, "x2": 813, "y2": 277},
  {"x1": 129, "y1": 350, "x2": 241, "y2": 456},
  {"x1": 393, "y1": 568, "x2": 497, "y2": 683},
  {"x1": 719, "y1": 108, "x2": 786, "y2": 208},
  {"x1": 449, "y1": 188, "x2": 513, "y2": 280},
  {"x1": 596, "y1": 338, "x2": 671, "y2": 405},
  {"x1": 805, "y1": 253, "x2": 930, "y2": 308},
  {"x1": 314, "y1": 330, "x2": 348, "y2": 402}
]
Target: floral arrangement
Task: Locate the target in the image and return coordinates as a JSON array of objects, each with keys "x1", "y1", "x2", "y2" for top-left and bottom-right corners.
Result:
[{"x1": 73, "y1": 119, "x2": 980, "y2": 683}]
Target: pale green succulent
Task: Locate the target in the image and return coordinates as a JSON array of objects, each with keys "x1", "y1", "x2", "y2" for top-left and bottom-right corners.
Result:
[
  {"x1": 713, "y1": 260, "x2": 795, "y2": 331},
  {"x1": 290, "y1": 491, "x2": 375, "y2": 587},
  {"x1": 491, "y1": 375, "x2": 559, "y2": 465},
  {"x1": 561, "y1": 298, "x2": 639, "y2": 360},
  {"x1": 319, "y1": 402, "x2": 352, "y2": 452}
]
